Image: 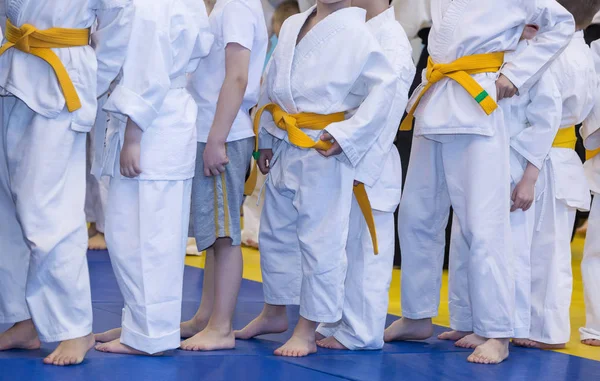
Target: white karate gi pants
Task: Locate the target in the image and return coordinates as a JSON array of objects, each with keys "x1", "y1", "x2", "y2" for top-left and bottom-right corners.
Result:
[
  {"x1": 399, "y1": 126, "x2": 514, "y2": 338},
  {"x1": 259, "y1": 143, "x2": 353, "y2": 323},
  {"x1": 316, "y1": 200, "x2": 395, "y2": 350},
  {"x1": 529, "y1": 162, "x2": 575, "y2": 344},
  {"x1": 0, "y1": 96, "x2": 92, "y2": 342},
  {"x1": 580, "y1": 194, "x2": 600, "y2": 341},
  {"x1": 449, "y1": 179, "x2": 535, "y2": 338},
  {"x1": 105, "y1": 175, "x2": 192, "y2": 354}
]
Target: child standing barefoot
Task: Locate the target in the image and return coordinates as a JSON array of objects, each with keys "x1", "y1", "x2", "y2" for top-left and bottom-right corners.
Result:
[
  {"x1": 236, "y1": 0, "x2": 397, "y2": 357},
  {"x1": 181, "y1": 0, "x2": 268, "y2": 351},
  {"x1": 93, "y1": 0, "x2": 213, "y2": 356}
]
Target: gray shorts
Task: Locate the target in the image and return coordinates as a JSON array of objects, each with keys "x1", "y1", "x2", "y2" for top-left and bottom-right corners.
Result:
[{"x1": 192, "y1": 137, "x2": 254, "y2": 251}]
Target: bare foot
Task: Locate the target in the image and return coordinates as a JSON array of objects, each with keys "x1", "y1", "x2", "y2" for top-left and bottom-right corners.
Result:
[
  {"x1": 180, "y1": 328, "x2": 235, "y2": 351},
  {"x1": 467, "y1": 338, "x2": 509, "y2": 365},
  {"x1": 88, "y1": 233, "x2": 107, "y2": 250},
  {"x1": 234, "y1": 310, "x2": 288, "y2": 340},
  {"x1": 582, "y1": 339, "x2": 600, "y2": 346},
  {"x1": 512, "y1": 339, "x2": 565, "y2": 350},
  {"x1": 274, "y1": 334, "x2": 317, "y2": 357},
  {"x1": 384, "y1": 318, "x2": 434, "y2": 342},
  {"x1": 438, "y1": 330, "x2": 472, "y2": 341},
  {"x1": 315, "y1": 332, "x2": 325, "y2": 341},
  {"x1": 0, "y1": 320, "x2": 41, "y2": 351},
  {"x1": 43, "y1": 333, "x2": 95, "y2": 366},
  {"x1": 94, "y1": 328, "x2": 121, "y2": 343},
  {"x1": 242, "y1": 238, "x2": 259, "y2": 249},
  {"x1": 456, "y1": 333, "x2": 487, "y2": 349},
  {"x1": 186, "y1": 238, "x2": 200, "y2": 255},
  {"x1": 317, "y1": 336, "x2": 347, "y2": 350},
  {"x1": 95, "y1": 339, "x2": 163, "y2": 356},
  {"x1": 180, "y1": 317, "x2": 208, "y2": 339}
]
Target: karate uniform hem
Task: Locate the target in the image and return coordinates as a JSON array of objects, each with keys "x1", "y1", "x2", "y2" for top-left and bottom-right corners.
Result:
[
  {"x1": 263, "y1": 297, "x2": 300, "y2": 306},
  {"x1": 38, "y1": 325, "x2": 93, "y2": 344},
  {"x1": 334, "y1": 330, "x2": 383, "y2": 351},
  {"x1": 417, "y1": 127, "x2": 494, "y2": 137},
  {"x1": 0, "y1": 312, "x2": 32, "y2": 324},
  {"x1": 513, "y1": 327, "x2": 531, "y2": 339},
  {"x1": 472, "y1": 327, "x2": 514, "y2": 339},
  {"x1": 315, "y1": 325, "x2": 339, "y2": 339},
  {"x1": 450, "y1": 319, "x2": 473, "y2": 333},
  {"x1": 579, "y1": 327, "x2": 600, "y2": 341},
  {"x1": 120, "y1": 325, "x2": 180, "y2": 354},
  {"x1": 401, "y1": 310, "x2": 438, "y2": 320},
  {"x1": 527, "y1": 334, "x2": 569, "y2": 345},
  {"x1": 299, "y1": 308, "x2": 342, "y2": 324}
]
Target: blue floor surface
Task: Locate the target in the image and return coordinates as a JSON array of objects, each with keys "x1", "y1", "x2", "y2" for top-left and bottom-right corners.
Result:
[{"x1": 1, "y1": 250, "x2": 599, "y2": 381}]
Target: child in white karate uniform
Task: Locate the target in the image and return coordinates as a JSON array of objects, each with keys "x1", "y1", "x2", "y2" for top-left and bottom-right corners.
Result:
[
  {"x1": 93, "y1": 0, "x2": 213, "y2": 356},
  {"x1": 0, "y1": 0, "x2": 132, "y2": 366},
  {"x1": 315, "y1": 0, "x2": 415, "y2": 351},
  {"x1": 235, "y1": 0, "x2": 398, "y2": 357},
  {"x1": 384, "y1": 0, "x2": 574, "y2": 365}
]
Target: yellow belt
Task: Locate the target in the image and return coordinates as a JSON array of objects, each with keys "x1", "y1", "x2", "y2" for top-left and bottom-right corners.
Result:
[
  {"x1": 247, "y1": 103, "x2": 379, "y2": 254},
  {"x1": 587, "y1": 148, "x2": 600, "y2": 161},
  {"x1": 400, "y1": 52, "x2": 505, "y2": 131},
  {"x1": 552, "y1": 126, "x2": 577, "y2": 150},
  {"x1": 0, "y1": 19, "x2": 90, "y2": 112}
]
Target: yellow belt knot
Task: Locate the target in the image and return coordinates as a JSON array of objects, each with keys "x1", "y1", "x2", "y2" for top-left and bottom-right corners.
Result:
[
  {"x1": 0, "y1": 19, "x2": 90, "y2": 112},
  {"x1": 552, "y1": 126, "x2": 577, "y2": 150},
  {"x1": 245, "y1": 103, "x2": 380, "y2": 254},
  {"x1": 400, "y1": 52, "x2": 505, "y2": 131}
]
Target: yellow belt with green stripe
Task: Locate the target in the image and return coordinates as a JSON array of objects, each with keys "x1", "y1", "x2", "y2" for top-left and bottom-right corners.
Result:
[
  {"x1": 0, "y1": 19, "x2": 90, "y2": 112},
  {"x1": 400, "y1": 52, "x2": 505, "y2": 131},
  {"x1": 246, "y1": 103, "x2": 380, "y2": 255}
]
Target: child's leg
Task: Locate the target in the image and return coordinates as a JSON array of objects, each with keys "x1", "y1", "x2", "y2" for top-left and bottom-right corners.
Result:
[
  {"x1": 273, "y1": 148, "x2": 353, "y2": 357},
  {"x1": 98, "y1": 177, "x2": 191, "y2": 355},
  {"x1": 526, "y1": 168, "x2": 574, "y2": 348},
  {"x1": 0, "y1": 97, "x2": 40, "y2": 352},
  {"x1": 317, "y1": 205, "x2": 395, "y2": 350},
  {"x1": 385, "y1": 136, "x2": 449, "y2": 342},
  {"x1": 581, "y1": 194, "x2": 600, "y2": 346},
  {"x1": 182, "y1": 138, "x2": 254, "y2": 351},
  {"x1": 441, "y1": 214, "x2": 473, "y2": 343},
  {"x1": 3, "y1": 98, "x2": 94, "y2": 365},
  {"x1": 181, "y1": 247, "x2": 215, "y2": 338},
  {"x1": 236, "y1": 160, "x2": 302, "y2": 340},
  {"x1": 442, "y1": 128, "x2": 513, "y2": 364}
]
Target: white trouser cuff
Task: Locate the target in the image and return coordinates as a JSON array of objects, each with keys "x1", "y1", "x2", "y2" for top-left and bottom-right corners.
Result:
[
  {"x1": 334, "y1": 327, "x2": 383, "y2": 351},
  {"x1": 513, "y1": 326, "x2": 530, "y2": 340},
  {"x1": 401, "y1": 310, "x2": 438, "y2": 320},
  {"x1": 0, "y1": 312, "x2": 31, "y2": 325},
  {"x1": 316, "y1": 323, "x2": 339, "y2": 339},
  {"x1": 264, "y1": 297, "x2": 300, "y2": 306},
  {"x1": 472, "y1": 327, "x2": 514, "y2": 339},
  {"x1": 299, "y1": 306, "x2": 341, "y2": 324},
  {"x1": 38, "y1": 324, "x2": 92, "y2": 343},
  {"x1": 579, "y1": 327, "x2": 600, "y2": 341},
  {"x1": 450, "y1": 318, "x2": 473, "y2": 333},
  {"x1": 121, "y1": 324, "x2": 180, "y2": 355}
]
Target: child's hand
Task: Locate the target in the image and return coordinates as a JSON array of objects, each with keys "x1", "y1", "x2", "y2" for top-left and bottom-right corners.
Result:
[
  {"x1": 203, "y1": 139, "x2": 229, "y2": 177},
  {"x1": 496, "y1": 74, "x2": 518, "y2": 100},
  {"x1": 317, "y1": 132, "x2": 342, "y2": 157},
  {"x1": 511, "y1": 177, "x2": 535, "y2": 212},
  {"x1": 258, "y1": 149, "x2": 273, "y2": 175},
  {"x1": 120, "y1": 120, "x2": 143, "y2": 178}
]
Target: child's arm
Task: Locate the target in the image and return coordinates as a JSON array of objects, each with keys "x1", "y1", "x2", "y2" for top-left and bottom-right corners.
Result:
[
  {"x1": 511, "y1": 72, "x2": 562, "y2": 173},
  {"x1": 500, "y1": 0, "x2": 574, "y2": 94},
  {"x1": 323, "y1": 35, "x2": 398, "y2": 167},
  {"x1": 512, "y1": 163, "x2": 540, "y2": 212},
  {"x1": 203, "y1": 1, "x2": 256, "y2": 177},
  {"x1": 92, "y1": 0, "x2": 134, "y2": 97},
  {"x1": 204, "y1": 43, "x2": 251, "y2": 176}
]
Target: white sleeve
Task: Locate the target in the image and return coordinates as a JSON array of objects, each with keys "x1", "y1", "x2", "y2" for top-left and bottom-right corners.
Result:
[
  {"x1": 222, "y1": 1, "x2": 256, "y2": 51},
  {"x1": 354, "y1": 34, "x2": 415, "y2": 186},
  {"x1": 325, "y1": 41, "x2": 398, "y2": 168},
  {"x1": 582, "y1": 40, "x2": 600, "y2": 151},
  {"x1": 102, "y1": 7, "x2": 171, "y2": 131},
  {"x1": 92, "y1": 0, "x2": 134, "y2": 97},
  {"x1": 256, "y1": 66, "x2": 277, "y2": 150},
  {"x1": 500, "y1": 0, "x2": 574, "y2": 92},
  {"x1": 186, "y1": 2, "x2": 214, "y2": 72},
  {"x1": 511, "y1": 72, "x2": 562, "y2": 170}
]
